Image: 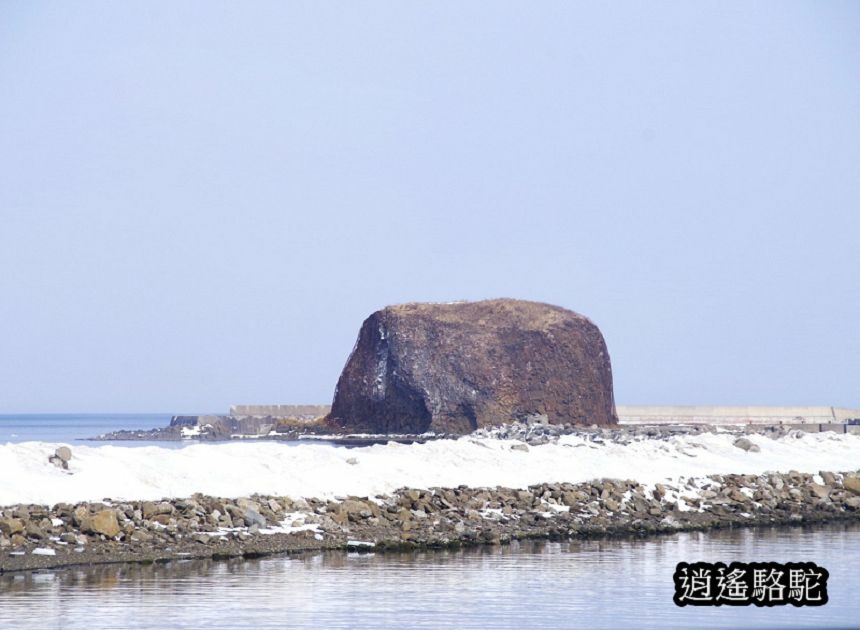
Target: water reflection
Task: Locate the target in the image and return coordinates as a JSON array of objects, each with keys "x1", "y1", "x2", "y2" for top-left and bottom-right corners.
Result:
[{"x1": 2, "y1": 523, "x2": 858, "y2": 629}]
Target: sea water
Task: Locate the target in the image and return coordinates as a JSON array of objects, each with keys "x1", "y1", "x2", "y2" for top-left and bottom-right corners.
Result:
[
  {"x1": 0, "y1": 413, "x2": 184, "y2": 447},
  {"x1": 1, "y1": 523, "x2": 858, "y2": 629}
]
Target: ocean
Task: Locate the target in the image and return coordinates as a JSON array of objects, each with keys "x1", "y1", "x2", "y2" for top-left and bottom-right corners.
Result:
[
  {"x1": 2, "y1": 523, "x2": 859, "y2": 629},
  {"x1": 0, "y1": 413, "x2": 180, "y2": 447}
]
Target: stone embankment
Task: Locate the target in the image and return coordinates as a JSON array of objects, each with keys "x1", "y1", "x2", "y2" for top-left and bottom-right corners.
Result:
[
  {"x1": 94, "y1": 416, "x2": 331, "y2": 442},
  {"x1": 3, "y1": 467, "x2": 859, "y2": 573},
  {"x1": 470, "y1": 420, "x2": 768, "y2": 444},
  {"x1": 92, "y1": 417, "x2": 815, "y2": 444}
]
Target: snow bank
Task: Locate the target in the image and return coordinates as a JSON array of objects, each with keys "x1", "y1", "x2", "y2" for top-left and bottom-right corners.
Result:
[{"x1": 1, "y1": 432, "x2": 859, "y2": 506}]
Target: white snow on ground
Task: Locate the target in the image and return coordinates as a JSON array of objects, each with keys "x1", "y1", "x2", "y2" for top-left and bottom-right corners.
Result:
[
  {"x1": 1, "y1": 432, "x2": 859, "y2": 506},
  {"x1": 198, "y1": 511, "x2": 323, "y2": 540},
  {"x1": 180, "y1": 426, "x2": 202, "y2": 438}
]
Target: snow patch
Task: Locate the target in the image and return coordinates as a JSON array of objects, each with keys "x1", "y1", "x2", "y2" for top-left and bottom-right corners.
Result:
[
  {"x1": 347, "y1": 540, "x2": 375, "y2": 547},
  {"x1": 0, "y1": 432, "x2": 859, "y2": 506}
]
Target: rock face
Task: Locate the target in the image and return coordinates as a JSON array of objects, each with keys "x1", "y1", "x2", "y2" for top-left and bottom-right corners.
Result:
[{"x1": 328, "y1": 299, "x2": 617, "y2": 434}]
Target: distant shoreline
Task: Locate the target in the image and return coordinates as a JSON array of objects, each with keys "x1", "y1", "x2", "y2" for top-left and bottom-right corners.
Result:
[{"x1": 83, "y1": 404, "x2": 860, "y2": 443}]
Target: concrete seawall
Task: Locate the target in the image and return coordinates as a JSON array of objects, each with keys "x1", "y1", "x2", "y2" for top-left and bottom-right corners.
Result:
[
  {"x1": 617, "y1": 405, "x2": 860, "y2": 425},
  {"x1": 228, "y1": 404, "x2": 330, "y2": 418},
  {"x1": 616, "y1": 406, "x2": 860, "y2": 435}
]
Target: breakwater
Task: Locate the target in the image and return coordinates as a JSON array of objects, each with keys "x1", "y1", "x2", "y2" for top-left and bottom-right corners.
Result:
[
  {"x1": 619, "y1": 405, "x2": 860, "y2": 429},
  {"x1": 3, "y1": 467, "x2": 859, "y2": 573}
]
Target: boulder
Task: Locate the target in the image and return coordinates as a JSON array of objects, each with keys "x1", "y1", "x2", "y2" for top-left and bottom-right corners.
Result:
[
  {"x1": 733, "y1": 437, "x2": 760, "y2": 452},
  {"x1": 844, "y1": 476, "x2": 860, "y2": 495},
  {"x1": 0, "y1": 518, "x2": 24, "y2": 536},
  {"x1": 24, "y1": 522, "x2": 47, "y2": 539},
  {"x1": 48, "y1": 455, "x2": 68, "y2": 470},
  {"x1": 142, "y1": 501, "x2": 174, "y2": 519},
  {"x1": 72, "y1": 505, "x2": 89, "y2": 526},
  {"x1": 80, "y1": 509, "x2": 121, "y2": 538},
  {"x1": 328, "y1": 299, "x2": 617, "y2": 433},
  {"x1": 55, "y1": 446, "x2": 72, "y2": 463},
  {"x1": 242, "y1": 508, "x2": 267, "y2": 528},
  {"x1": 808, "y1": 484, "x2": 830, "y2": 499}
]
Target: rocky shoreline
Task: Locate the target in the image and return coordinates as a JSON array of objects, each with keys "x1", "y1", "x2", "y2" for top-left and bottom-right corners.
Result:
[
  {"x1": 3, "y1": 466, "x2": 859, "y2": 573},
  {"x1": 91, "y1": 419, "x2": 802, "y2": 445}
]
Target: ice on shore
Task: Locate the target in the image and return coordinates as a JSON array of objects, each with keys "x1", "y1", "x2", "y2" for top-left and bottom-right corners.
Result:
[{"x1": 1, "y1": 431, "x2": 859, "y2": 506}]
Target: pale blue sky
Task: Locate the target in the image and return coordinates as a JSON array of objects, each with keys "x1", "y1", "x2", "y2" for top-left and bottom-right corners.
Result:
[{"x1": 1, "y1": 1, "x2": 858, "y2": 413}]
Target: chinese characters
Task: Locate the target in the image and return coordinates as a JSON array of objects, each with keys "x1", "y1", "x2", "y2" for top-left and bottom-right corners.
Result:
[{"x1": 673, "y1": 561, "x2": 828, "y2": 607}]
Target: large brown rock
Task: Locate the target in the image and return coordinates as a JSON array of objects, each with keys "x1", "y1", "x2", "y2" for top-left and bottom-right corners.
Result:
[
  {"x1": 0, "y1": 518, "x2": 24, "y2": 537},
  {"x1": 80, "y1": 509, "x2": 121, "y2": 538},
  {"x1": 328, "y1": 299, "x2": 617, "y2": 434}
]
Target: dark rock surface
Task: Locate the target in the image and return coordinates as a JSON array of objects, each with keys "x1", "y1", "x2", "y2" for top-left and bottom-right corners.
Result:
[{"x1": 328, "y1": 299, "x2": 617, "y2": 434}]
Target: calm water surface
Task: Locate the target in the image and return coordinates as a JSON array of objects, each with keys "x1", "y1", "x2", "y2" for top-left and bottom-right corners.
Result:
[
  {"x1": 2, "y1": 523, "x2": 858, "y2": 629},
  {"x1": 0, "y1": 414, "x2": 179, "y2": 447}
]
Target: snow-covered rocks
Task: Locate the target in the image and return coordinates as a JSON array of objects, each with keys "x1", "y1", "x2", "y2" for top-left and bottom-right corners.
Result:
[{"x1": 733, "y1": 437, "x2": 761, "y2": 452}]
